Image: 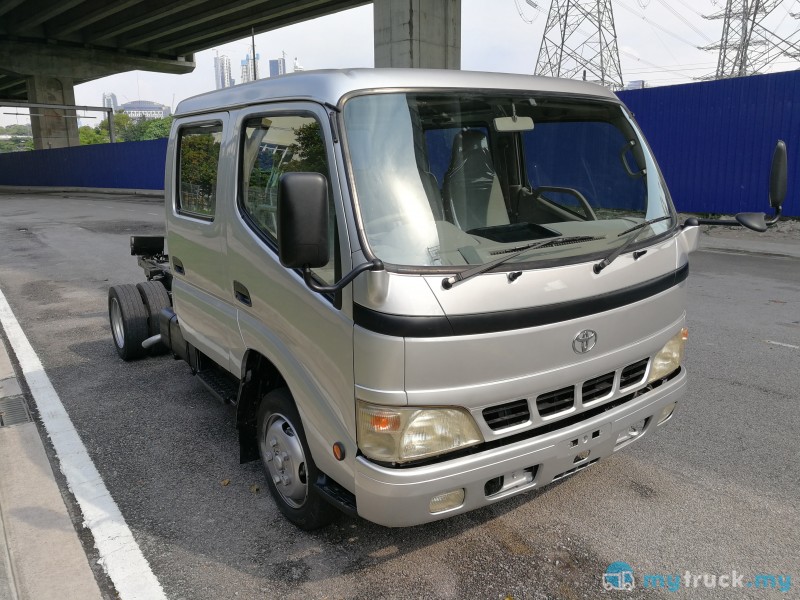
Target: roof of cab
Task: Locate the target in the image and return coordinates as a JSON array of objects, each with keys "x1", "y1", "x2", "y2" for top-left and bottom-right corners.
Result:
[{"x1": 174, "y1": 68, "x2": 619, "y2": 116}]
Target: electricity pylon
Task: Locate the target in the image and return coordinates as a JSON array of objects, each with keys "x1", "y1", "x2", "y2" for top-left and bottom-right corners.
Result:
[
  {"x1": 535, "y1": 0, "x2": 624, "y2": 89},
  {"x1": 703, "y1": 0, "x2": 800, "y2": 78}
]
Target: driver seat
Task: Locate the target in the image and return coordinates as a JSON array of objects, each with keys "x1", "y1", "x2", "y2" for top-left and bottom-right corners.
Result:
[{"x1": 442, "y1": 129, "x2": 510, "y2": 231}]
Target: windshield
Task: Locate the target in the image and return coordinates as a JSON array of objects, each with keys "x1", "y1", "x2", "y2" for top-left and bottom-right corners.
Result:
[{"x1": 342, "y1": 92, "x2": 675, "y2": 269}]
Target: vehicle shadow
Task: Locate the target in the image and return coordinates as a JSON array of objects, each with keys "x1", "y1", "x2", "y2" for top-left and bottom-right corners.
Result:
[{"x1": 43, "y1": 336, "x2": 614, "y2": 600}]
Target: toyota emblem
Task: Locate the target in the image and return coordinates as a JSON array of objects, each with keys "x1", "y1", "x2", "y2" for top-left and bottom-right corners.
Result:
[{"x1": 573, "y1": 330, "x2": 598, "y2": 354}]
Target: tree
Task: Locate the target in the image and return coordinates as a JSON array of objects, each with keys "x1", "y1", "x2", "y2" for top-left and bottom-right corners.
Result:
[
  {"x1": 79, "y1": 125, "x2": 110, "y2": 145},
  {"x1": 288, "y1": 121, "x2": 328, "y2": 174},
  {"x1": 141, "y1": 117, "x2": 173, "y2": 140},
  {"x1": 0, "y1": 124, "x2": 33, "y2": 153},
  {"x1": 1, "y1": 124, "x2": 32, "y2": 137},
  {"x1": 99, "y1": 112, "x2": 131, "y2": 140},
  {"x1": 0, "y1": 137, "x2": 33, "y2": 153},
  {"x1": 85, "y1": 113, "x2": 173, "y2": 144},
  {"x1": 180, "y1": 132, "x2": 220, "y2": 205},
  {"x1": 111, "y1": 115, "x2": 173, "y2": 142}
]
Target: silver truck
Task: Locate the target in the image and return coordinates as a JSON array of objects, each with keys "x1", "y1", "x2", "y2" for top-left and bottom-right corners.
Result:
[{"x1": 108, "y1": 69, "x2": 785, "y2": 529}]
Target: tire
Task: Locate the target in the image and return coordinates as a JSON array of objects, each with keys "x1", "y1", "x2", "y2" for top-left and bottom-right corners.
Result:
[
  {"x1": 136, "y1": 281, "x2": 170, "y2": 355},
  {"x1": 108, "y1": 284, "x2": 148, "y2": 361},
  {"x1": 257, "y1": 388, "x2": 336, "y2": 530}
]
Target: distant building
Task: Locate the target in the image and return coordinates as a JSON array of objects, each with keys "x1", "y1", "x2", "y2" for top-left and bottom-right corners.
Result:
[
  {"x1": 269, "y1": 57, "x2": 286, "y2": 78},
  {"x1": 214, "y1": 53, "x2": 233, "y2": 89},
  {"x1": 240, "y1": 52, "x2": 261, "y2": 84},
  {"x1": 293, "y1": 57, "x2": 305, "y2": 72},
  {"x1": 119, "y1": 100, "x2": 171, "y2": 120},
  {"x1": 102, "y1": 92, "x2": 119, "y2": 112},
  {"x1": 624, "y1": 80, "x2": 646, "y2": 90}
]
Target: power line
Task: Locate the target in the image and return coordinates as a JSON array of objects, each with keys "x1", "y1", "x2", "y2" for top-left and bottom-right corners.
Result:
[
  {"x1": 514, "y1": 0, "x2": 543, "y2": 23},
  {"x1": 615, "y1": 0, "x2": 705, "y2": 49},
  {"x1": 619, "y1": 49, "x2": 701, "y2": 78},
  {"x1": 654, "y1": 0, "x2": 715, "y2": 42},
  {"x1": 671, "y1": 0, "x2": 711, "y2": 19}
]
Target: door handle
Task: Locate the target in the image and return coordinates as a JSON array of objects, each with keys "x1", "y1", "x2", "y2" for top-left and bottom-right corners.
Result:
[
  {"x1": 173, "y1": 257, "x2": 185, "y2": 275},
  {"x1": 233, "y1": 281, "x2": 252, "y2": 307}
]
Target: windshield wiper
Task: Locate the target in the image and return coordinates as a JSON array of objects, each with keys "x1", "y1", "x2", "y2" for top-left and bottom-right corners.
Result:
[
  {"x1": 593, "y1": 215, "x2": 673, "y2": 274},
  {"x1": 442, "y1": 236, "x2": 590, "y2": 290}
]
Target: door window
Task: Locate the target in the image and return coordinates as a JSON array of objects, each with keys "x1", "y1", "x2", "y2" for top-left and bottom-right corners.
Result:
[{"x1": 240, "y1": 114, "x2": 337, "y2": 284}]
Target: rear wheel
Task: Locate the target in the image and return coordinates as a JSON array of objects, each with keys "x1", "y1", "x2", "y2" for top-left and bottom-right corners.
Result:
[
  {"x1": 108, "y1": 284, "x2": 148, "y2": 360},
  {"x1": 257, "y1": 388, "x2": 336, "y2": 530},
  {"x1": 136, "y1": 281, "x2": 170, "y2": 354}
]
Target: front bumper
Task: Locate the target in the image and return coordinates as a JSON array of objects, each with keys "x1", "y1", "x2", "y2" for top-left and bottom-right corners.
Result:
[{"x1": 354, "y1": 367, "x2": 686, "y2": 527}]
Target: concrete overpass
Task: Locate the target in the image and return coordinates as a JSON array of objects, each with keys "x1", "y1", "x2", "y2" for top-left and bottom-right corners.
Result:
[{"x1": 0, "y1": 0, "x2": 460, "y2": 149}]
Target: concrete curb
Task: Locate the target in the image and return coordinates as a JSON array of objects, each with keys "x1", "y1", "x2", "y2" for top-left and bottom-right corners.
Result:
[
  {"x1": 0, "y1": 338, "x2": 103, "y2": 600},
  {"x1": 0, "y1": 186, "x2": 164, "y2": 202},
  {"x1": 698, "y1": 233, "x2": 800, "y2": 260}
]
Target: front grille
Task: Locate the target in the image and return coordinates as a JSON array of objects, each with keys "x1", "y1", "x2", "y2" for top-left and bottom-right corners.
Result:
[
  {"x1": 620, "y1": 359, "x2": 649, "y2": 388},
  {"x1": 536, "y1": 386, "x2": 574, "y2": 417},
  {"x1": 480, "y1": 355, "x2": 654, "y2": 436},
  {"x1": 483, "y1": 399, "x2": 530, "y2": 431},
  {"x1": 581, "y1": 372, "x2": 614, "y2": 403}
]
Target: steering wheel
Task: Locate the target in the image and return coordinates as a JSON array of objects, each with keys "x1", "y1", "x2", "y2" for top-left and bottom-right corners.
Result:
[{"x1": 531, "y1": 186, "x2": 597, "y2": 221}]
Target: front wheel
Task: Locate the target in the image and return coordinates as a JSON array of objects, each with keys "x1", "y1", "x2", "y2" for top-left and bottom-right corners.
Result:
[{"x1": 257, "y1": 388, "x2": 336, "y2": 530}]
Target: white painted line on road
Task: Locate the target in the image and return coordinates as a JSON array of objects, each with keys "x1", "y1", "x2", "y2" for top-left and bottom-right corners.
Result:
[
  {"x1": 146, "y1": 212, "x2": 158, "y2": 216},
  {"x1": 765, "y1": 340, "x2": 799, "y2": 349},
  {"x1": 0, "y1": 287, "x2": 167, "y2": 600}
]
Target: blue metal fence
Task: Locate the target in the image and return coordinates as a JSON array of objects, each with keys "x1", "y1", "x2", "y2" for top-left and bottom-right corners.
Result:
[
  {"x1": 0, "y1": 138, "x2": 167, "y2": 190},
  {"x1": 0, "y1": 71, "x2": 797, "y2": 216},
  {"x1": 618, "y1": 70, "x2": 800, "y2": 217}
]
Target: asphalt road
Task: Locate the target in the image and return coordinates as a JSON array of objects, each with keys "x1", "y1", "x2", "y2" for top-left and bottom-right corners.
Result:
[{"x1": 0, "y1": 192, "x2": 797, "y2": 600}]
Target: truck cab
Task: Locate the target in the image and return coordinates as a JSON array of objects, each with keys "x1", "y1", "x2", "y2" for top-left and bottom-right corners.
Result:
[{"x1": 108, "y1": 69, "x2": 783, "y2": 529}]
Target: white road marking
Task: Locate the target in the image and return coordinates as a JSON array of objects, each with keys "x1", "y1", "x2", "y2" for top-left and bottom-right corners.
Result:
[
  {"x1": 0, "y1": 287, "x2": 167, "y2": 600},
  {"x1": 764, "y1": 340, "x2": 799, "y2": 349}
]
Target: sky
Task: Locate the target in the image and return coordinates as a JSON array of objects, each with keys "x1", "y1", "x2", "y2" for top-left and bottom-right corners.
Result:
[{"x1": 2, "y1": 0, "x2": 800, "y2": 126}]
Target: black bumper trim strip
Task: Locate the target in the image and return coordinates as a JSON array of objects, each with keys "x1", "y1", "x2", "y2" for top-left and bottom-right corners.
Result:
[{"x1": 354, "y1": 263, "x2": 689, "y2": 338}]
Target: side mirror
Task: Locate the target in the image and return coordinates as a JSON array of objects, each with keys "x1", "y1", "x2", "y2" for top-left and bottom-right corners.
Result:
[
  {"x1": 277, "y1": 172, "x2": 384, "y2": 294},
  {"x1": 278, "y1": 172, "x2": 329, "y2": 269},
  {"x1": 683, "y1": 139, "x2": 786, "y2": 232},
  {"x1": 734, "y1": 212, "x2": 767, "y2": 232},
  {"x1": 769, "y1": 139, "x2": 787, "y2": 210}
]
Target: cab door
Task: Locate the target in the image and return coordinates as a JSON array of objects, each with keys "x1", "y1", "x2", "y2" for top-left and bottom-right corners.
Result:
[
  {"x1": 224, "y1": 103, "x2": 356, "y2": 481},
  {"x1": 168, "y1": 113, "x2": 239, "y2": 371}
]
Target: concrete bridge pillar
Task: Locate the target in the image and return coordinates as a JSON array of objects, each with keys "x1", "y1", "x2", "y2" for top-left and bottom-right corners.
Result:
[
  {"x1": 373, "y1": 0, "x2": 461, "y2": 69},
  {"x1": 0, "y1": 40, "x2": 193, "y2": 151},
  {"x1": 25, "y1": 76, "x2": 79, "y2": 150}
]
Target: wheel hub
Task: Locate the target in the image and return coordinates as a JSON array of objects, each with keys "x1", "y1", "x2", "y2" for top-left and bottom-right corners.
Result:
[
  {"x1": 110, "y1": 297, "x2": 124, "y2": 348},
  {"x1": 261, "y1": 415, "x2": 308, "y2": 508}
]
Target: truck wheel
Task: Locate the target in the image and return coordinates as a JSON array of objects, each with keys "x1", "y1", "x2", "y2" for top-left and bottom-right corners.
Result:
[
  {"x1": 108, "y1": 284, "x2": 148, "y2": 361},
  {"x1": 257, "y1": 388, "x2": 336, "y2": 530},
  {"x1": 136, "y1": 281, "x2": 170, "y2": 354}
]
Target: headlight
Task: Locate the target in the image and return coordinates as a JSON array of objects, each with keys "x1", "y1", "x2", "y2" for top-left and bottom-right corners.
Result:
[
  {"x1": 357, "y1": 402, "x2": 483, "y2": 463},
  {"x1": 647, "y1": 327, "x2": 688, "y2": 383}
]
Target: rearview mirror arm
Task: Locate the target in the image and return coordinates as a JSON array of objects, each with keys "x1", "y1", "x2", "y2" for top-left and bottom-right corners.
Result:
[
  {"x1": 683, "y1": 204, "x2": 782, "y2": 232},
  {"x1": 765, "y1": 205, "x2": 782, "y2": 226},
  {"x1": 303, "y1": 259, "x2": 385, "y2": 294}
]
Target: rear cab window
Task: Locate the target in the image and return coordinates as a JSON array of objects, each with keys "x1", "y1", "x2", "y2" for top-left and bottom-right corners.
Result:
[{"x1": 176, "y1": 122, "x2": 223, "y2": 220}]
